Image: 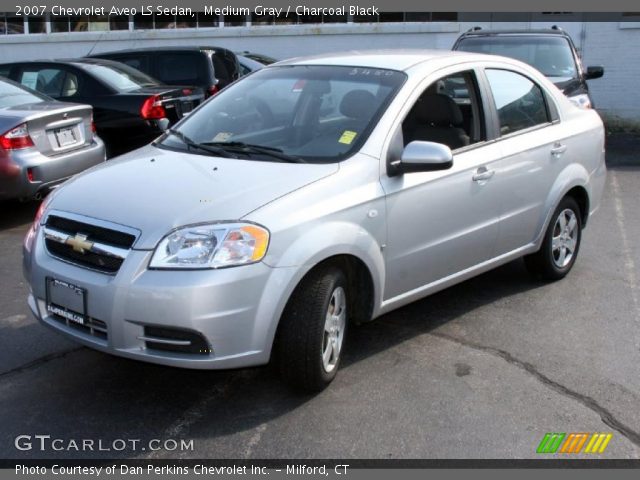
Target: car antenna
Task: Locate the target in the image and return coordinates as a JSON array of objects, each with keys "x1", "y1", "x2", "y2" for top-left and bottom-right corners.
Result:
[{"x1": 85, "y1": 31, "x2": 107, "y2": 56}]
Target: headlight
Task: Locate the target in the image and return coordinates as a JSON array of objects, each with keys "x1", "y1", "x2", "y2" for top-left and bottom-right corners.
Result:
[
  {"x1": 568, "y1": 93, "x2": 592, "y2": 109},
  {"x1": 149, "y1": 222, "x2": 269, "y2": 269},
  {"x1": 23, "y1": 194, "x2": 54, "y2": 253}
]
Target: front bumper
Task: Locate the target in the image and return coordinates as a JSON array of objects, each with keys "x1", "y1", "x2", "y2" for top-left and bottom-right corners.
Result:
[
  {"x1": 0, "y1": 137, "x2": 106, "y2": 200},
  {"x1": 24, "y1": 226, "x2": 294, "y2": 369}
]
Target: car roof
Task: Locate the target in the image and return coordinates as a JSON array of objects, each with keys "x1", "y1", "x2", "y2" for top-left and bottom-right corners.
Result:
[
  {"x1": 459, "y1": 28, "x2": 570, "y2": 37},
  {"x1": 277, "y1": 49, "x2": 497, "y2": 72},
  {"x1": 92, "y1": 46, "x2": 232, "y2": 55},
  {"x1": 1, "y1": 58, "x2": 130, "y2": 67}
]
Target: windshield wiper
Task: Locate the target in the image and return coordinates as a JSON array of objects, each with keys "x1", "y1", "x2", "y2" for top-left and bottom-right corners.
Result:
[
  {"x1": 164, "y1": 129, "x2": 236, "y2": 158},
  {"x1": 201, "y1": 141, "x2": 306, "y2": 164}
]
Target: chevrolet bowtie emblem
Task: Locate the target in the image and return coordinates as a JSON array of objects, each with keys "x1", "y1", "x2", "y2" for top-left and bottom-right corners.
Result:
[{"x1": 66, "y1": 233, "x2": 93, "y2": 254}]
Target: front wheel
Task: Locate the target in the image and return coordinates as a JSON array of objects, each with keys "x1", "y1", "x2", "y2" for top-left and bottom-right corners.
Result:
[
  {"x1": 525, "y1": 196, "x2": 582, "y2": 281},
  {"x1": 276, "y1": 266, "x2": 348, "y2": 392}
]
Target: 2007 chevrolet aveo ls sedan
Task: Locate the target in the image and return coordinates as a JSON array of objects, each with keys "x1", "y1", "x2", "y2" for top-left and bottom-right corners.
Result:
[{"x1": 23, "y1": 50, "x2": 606, "y2": 391}]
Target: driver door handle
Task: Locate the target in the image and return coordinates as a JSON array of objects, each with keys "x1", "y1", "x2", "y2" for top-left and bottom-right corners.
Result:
[
  {"x1": 472, "y1": 168, "x2": 495, "y2": 182},
  {"x1": 551, "y1": 143, "x2": 567, "y2": 156}
]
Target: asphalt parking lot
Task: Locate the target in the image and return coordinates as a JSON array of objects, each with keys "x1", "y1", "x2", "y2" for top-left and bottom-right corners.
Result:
[{"x1": 1, "y1": 135, "x2": 639, "y2": 460}]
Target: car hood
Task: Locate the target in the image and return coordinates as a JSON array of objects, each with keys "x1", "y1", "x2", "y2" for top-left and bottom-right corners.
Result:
[{"x1": 47, "y1": 145, "x2": 338, "y2": 249}]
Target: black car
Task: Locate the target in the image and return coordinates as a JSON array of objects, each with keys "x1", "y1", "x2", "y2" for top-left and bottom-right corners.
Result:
[
  {"x1": 452, "y1": 26, "x2": 604, "y2": 109},
  {"x1": 0, "y1": 58, "x2": 204, "y2": 156},
  {"x1": 89, "y1": 46, "x2": 240, "y2": 97},
  {"x1": 237, "y1": 51, "x2": 277, "y2": 66}
]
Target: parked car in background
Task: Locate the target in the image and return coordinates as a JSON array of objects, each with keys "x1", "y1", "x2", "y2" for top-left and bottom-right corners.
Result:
[
  {"x1": 23, "y1": 50, "x2": 606, "y2": 391},
  {"x1": 89, "y1": 47, "x2": 240, "y2": 97},
  {"x1": 236, "y1": 51, "x2": 278, "y2": 66},
  {"x1": 452, "y1": 27, "x2": 604, "y2": 109},
  {"x1": 0, "y1": 59, "x2": 204, "y2": 157},
  {"x1": 237, "y1": 54, "x2": 266, "y2": 76},
  {"x1": 0, "y1": 76, "x2": 104, "y2": 201}
]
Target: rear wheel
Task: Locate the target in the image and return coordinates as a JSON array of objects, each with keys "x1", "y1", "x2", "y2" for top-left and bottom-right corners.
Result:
[
  {"x1": 525, "y1": 196, "x2": 582, "y2": 280},
  {"x1": 277, "y1": 266, "x2": 348, "y2": 392}
]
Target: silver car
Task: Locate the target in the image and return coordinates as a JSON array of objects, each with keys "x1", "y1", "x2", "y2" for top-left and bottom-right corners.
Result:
[
  {"x1": 23, "y1": 51, "x2": 606, "y2": 391},
  {"x1": 0, "y1": 77, "x2": 105, "y2": 200}
]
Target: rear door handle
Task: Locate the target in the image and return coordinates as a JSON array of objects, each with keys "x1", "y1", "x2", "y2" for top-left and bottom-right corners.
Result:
[
  {"x1": 472, "y1": 168, "x2": 495, "y2": 182},
  {"x1": 550, "y1": 143, "x2": 567, "y2": 156}
]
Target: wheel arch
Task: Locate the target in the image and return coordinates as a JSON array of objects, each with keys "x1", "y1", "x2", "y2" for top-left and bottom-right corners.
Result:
[
  {"x1": 535, "y1": 164, "x2": 591, "y2": 250},
  {"x1": 255, "y1": 222, "x2": 386, "y2": 361},
  {"x1": 564, "y1": 185, "x2": 590, "y2": 228}
]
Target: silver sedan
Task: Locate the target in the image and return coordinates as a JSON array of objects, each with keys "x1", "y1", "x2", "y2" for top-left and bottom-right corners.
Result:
[
  {"x1": 22, "y1": 50, "x2": 606, "y2": 391},
  {"x1": 0, "y1": 77, "x2": 105, "y2": 200}
]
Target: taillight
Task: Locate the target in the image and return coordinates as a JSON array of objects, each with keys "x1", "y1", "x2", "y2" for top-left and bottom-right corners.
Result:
[
  {"x1": 27, "y1": 168, "x2": 34, "y2": 182},
  {"x1": 140, "y1": 95, "x2": 166, "y2": 120},
  {"x1": 0, "y1": 123, "x2": 35, "y2": 150},
  {"x1": 90, "y1": 113, "x2": 96, "y2": 133},
  {"x1": 207, "y1": 85, "x2": 219, "y2": 97}
]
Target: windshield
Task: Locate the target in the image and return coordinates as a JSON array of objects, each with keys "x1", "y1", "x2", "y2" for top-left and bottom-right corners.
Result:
[
  {"x1": 456, "y1": 36, "x2": 578, "y2": 81},
  {"x1": 0, "y1": 78, "x2": 48, "y2": 108},
  {"x1": 77, "y1": 62, "x2": 158, "y2": 91},
  {"x1": 158, "y1": 65, "x2": 406, "y2": 163}
]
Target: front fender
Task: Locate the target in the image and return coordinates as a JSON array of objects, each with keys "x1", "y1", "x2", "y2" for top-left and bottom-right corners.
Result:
[
  {"x1": 266, "y1": 221, "x2": 385, "y2": 314},
  {"x1": 251, "y1": 221, "x2": 386, "y2": 361}
]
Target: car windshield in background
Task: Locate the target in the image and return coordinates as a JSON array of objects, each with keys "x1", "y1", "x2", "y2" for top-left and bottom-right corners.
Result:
[
  {"x1": 76, "y1": 63, "x2": 158, "y2": 91},
  {"x1": 158, "y1": 65, "x2": 406, "y2": 163},
  {"x1": 456, "y1": 36, "x2": 578, "y2": 81},
  {"x1": 0, "y1": 79, "x2": 48, "y2": 108}
]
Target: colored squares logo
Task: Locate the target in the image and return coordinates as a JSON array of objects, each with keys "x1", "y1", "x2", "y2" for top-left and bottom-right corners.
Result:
[{"x1": 537, "y1": 433, "x2": 612, "y2": 454}]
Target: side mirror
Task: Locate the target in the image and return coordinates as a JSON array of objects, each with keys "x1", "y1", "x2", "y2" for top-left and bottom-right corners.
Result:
[
  {"x1": 585, "y1": 66, "x2": 604, "y2": 80},
  {"x1": 392, "y1": 141, "x2": 453, "y2": 175}
]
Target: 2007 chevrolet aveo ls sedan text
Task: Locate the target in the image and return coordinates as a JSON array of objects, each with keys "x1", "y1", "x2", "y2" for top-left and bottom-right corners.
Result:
[{"x1": 23, "y1": 50, "x2": 606, "y2": 391}]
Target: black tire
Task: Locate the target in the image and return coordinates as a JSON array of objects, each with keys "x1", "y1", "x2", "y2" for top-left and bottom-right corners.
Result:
[
  {"x1": 525, "y1": 196, "x2": 582, "y2": 281},
  {"x1": 276, "y1": 266, "x2": 349, "y2": 392}
]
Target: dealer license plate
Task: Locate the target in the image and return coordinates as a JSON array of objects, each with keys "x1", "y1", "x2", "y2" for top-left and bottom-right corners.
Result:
[{"x1": 46, "y1": 277, "x2": 86, "y2": 325}]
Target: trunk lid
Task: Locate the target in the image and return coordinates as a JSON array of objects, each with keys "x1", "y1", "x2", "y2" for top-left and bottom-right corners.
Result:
[{"x1": 2, "y1": 101, "x2": 93, "y2": 157}]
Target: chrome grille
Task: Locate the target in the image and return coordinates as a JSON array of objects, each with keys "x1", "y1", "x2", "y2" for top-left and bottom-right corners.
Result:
[{"x1": 43, "y1": 212, "x2": 138, "y2": 274}]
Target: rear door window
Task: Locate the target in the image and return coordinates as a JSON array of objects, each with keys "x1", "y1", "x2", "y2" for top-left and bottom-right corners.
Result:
[
  {"x1": 155, "y1": 53, "x2": 205, "y2": 85},
  {"x1": 485, "y1": 69, "x2": 550, "y2": 135},
  {"x1": 19, "y1": 68, "x2": 78, "y2": 98}
]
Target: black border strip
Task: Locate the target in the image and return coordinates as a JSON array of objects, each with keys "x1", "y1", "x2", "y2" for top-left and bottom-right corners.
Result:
[{"x1": 3, "y1": 459, "x2": 640, "y2": 468}]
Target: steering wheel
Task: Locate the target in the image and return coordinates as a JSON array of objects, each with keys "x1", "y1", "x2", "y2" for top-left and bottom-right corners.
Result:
[{"x1": 249, "y1": 96, "x2": 275, "y2": 125}]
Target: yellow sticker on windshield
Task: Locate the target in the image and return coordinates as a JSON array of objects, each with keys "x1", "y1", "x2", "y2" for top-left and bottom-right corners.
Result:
[
  {"x1": 339, "y1": 130, "x2": 357, "y2": 145},
  {"x1": 213, "y1": 132, "x2": 232, "y2": 142}
]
